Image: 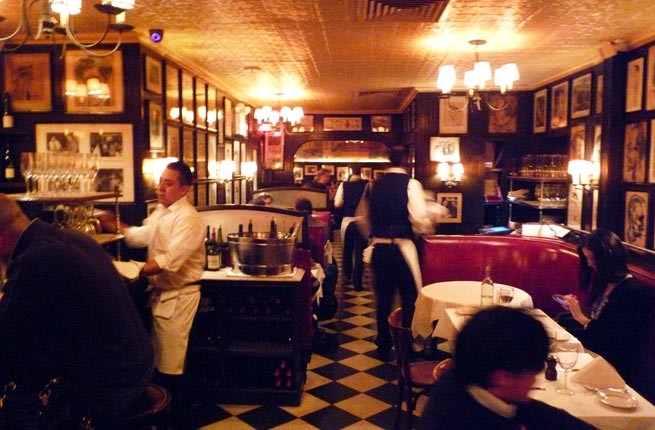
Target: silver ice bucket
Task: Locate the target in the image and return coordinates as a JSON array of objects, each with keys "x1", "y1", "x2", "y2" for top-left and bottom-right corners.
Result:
[{"x1": 227, "y1": 232, "x2": 297, "y2": 276}]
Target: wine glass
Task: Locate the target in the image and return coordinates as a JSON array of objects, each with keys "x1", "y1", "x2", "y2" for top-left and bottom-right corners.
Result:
[
  {"x1": 496, "y1": 286, "x2": 514, "y2": 305},
  {"x1": 20, "y1": 152, "x2": 34, "y2": 194},
  {"x1": 556, "y1": 342, "x2": 580, "y2": 395}
]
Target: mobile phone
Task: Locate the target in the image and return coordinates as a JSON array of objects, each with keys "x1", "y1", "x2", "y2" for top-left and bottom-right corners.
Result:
[{"x1": 552, "y1": 294, "x2": 568, "y2": 308}]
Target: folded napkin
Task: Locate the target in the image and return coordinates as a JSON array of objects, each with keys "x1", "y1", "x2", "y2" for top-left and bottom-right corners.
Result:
[
  {"x1": 113, "y1": 260, "x2": 145, "y2": 281},
  {"x1": 571, "y1": 356, "x2": 626, "y2": 390}
]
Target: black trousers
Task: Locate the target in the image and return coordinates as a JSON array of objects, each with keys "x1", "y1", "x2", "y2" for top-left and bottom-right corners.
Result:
[
  {"x1": 342, "y1": 222, "x2": 366, "y2": 289},
  {"x1": 371, "y1": 243, "x2": 417, "y2": 349}
]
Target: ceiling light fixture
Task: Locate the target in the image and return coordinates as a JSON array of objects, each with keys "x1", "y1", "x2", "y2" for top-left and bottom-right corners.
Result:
[
  {"x1": 254, "y1": 92, "x2": 304, "y2": 134},
  {"x1": 437, "y1": 39, "x2": 519, "y2": 112},
  {"x1": 0, "y1": 0, "x2": 135, "y2": 57}
]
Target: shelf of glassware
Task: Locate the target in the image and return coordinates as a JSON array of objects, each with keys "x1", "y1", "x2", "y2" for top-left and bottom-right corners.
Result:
[{"x1": 508, "y1": 176, "x2": 568, "y2": 223}]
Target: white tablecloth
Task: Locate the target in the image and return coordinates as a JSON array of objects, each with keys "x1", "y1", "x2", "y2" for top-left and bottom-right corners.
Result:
[{"x1": 411, "y1": 281, "x2": 534, "y2": 338}]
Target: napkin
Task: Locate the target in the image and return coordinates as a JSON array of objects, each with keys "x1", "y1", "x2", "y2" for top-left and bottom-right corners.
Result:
[
  {"x1": 113, "y1": 260, "x2": 145, "y2": 281},
  {"x1": 571, "y1": 356, "x2": 626, "y2": 390}
]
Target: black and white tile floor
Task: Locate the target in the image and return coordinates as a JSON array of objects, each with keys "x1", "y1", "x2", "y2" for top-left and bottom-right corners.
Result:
[{"x1": 188, "y1": 231, "x2": 443, "y2": 429}]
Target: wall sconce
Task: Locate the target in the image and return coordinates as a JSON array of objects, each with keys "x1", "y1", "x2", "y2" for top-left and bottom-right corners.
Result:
[
  {"x1": 241, "y1": 161, "x2": 257, "y2": 180},
  {"x1": 436, "y1": 162, "x2": 464, "y2": 188},
  {"x1": 568, "y1": 159, "x2": 597, "y2": 190},
  {"x1": 217, "y1": 160, "x2": 236, "y2": 183}
]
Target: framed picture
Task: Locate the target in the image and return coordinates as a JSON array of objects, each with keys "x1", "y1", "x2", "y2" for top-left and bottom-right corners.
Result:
[
  {"x1": 569, "y1": 124, "x2": 586, "y2": 160},
  {"x1": 439, "y1": 96, "x2": 468, "y2": 134},
  {"x1": 626, "y1": 57, "x2": 644, "y2": 113},
  {"x1": 208, "y1": 133, "x2": 217, "y2": 178},
  {"x1": 263, "y1": 132, "x2": 284, "y2": 170},
  {"x1": 197, "y1": 131, "x2": 207, "y2": 178},
  {"x1": 322, "y1": 165, "x2": 335, "y2": 175},
  {"x1": 436, "y1": 192, "x2": 462, "y2": 223},
  {"x1": 373, "y1": 169, "x2": 385, "y2": 181},
  {"x1": 595, "y1": 74, "x2": 604, "y2": 114},
  {"x1": 624, "y1": 121, "x2": 647, "y2": 183},
  {"x1": 225, "y1": 181, "x2": 233, "y2": 204},
  {"x1": 567, "y1": 185, "x2": 583, "y2": 230},
  {"x1": 371, "y1": 115, "x2": 392, "y2": 132},
  {"x1": 323, "y1": 117, "x2": 362, "y2": 131},
  {"x1": 65, "y1": 51, "x2": 123, "y2": 113},
  {"x1": 488, "y1": 94, "x2": 517, "y2": 133},
  {"x1": 166, "y1": 126, "x2": 180, "y2": 159},
  {"x1": 293, "y1": 166, "x2": 304, "y2": 183},
  {"x1": 165, "y1": 64, "x2": 179, "y2": 121},
  {"x1": 233, "y1": 139, "x2": 241, "y2": 169},
  {"x1": 144, "y1": 56, "x2": 162, "y2": 94},
  {"x1": 647, "y1": 46, "x2": 655, "y2": 111},
  {"x1": 207, "y1": 86, "x2": 218, "y2": 131},
  {"x1": 291, "y1": 115, "x2": 314, "y2": 132},
  {"x1": 571, "y1": 73, "x2": 592, "y2": 118},
  {"x1": 533, "y1": 89, "x2": 547, "y2": 133},
  {"x1": 147, "y1": 102, "x2": 164, "y2": 151},
  {"x1": 361, "y1": 167, "x2": 372, "y2": 180},
  {"x1": 592, "y1": 124, "x2": 602, "y2": 183},
  {"x1": 649, "y1": 119, "x2": 655, "y2": 183},
  {"x1": 195, "y1": 79, "x2": 207, "y2": 129},
  {"x1": 224, "y1": 97, "x2": 233, "y2": 137},
  {"x1": 592, "y1": 189, "x2": 599, "y2": 231},
  {"x1": 35, "y1": 123, "x2": 134, "y2": 202},
  {"x1": 3, "y1": 53, "x2": 52, "y2": 112},
  {"x1": 625, "y1": 191, "x2": 648, "y2": 248},
  {"x1": 430, "y1": 137, "x2": 460, "y2": 162},
  {"x1": 336, "y1": 166, "x2": 349, "y2": 182},
  {"x1": 304, "y1": 165, "x2": 318, "y2": 175},
  {"x1": 224, "y1": 141, "x2": 233, "y2": 161},
  {"x1": 182, "y1": 128, "x2": 194, "y2": 173},
  {"x1": 550, "y1": 81, "x2": 568, "y2": 129},
  {"x1": 181, "y1": 72, "x2": 194, "y2": 125}
]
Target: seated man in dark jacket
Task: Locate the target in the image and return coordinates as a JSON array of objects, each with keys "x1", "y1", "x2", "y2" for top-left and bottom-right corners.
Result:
[{"x1": 418, "y1": 307, "x2": 596, "y2": 430}]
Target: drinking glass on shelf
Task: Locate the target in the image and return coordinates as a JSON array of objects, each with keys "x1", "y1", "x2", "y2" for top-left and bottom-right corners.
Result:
[
  {"x1": 556, "y1": 342, "x2": 581, "y2": 395},
  {"x1": 495, "y1": 286, "x2": 514, "y2": 305},
  {"x1": 20, "y1": 152, "x2": 34, "y2": 194}
]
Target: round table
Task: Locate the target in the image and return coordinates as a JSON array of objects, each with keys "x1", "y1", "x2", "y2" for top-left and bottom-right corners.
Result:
[{"x1": 411, "y1": 281, "x2": 534, "y2": 338}]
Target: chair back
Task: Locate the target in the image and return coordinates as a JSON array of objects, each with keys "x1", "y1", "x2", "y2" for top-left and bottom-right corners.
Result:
[{"x1": 388, "y1": 307, "x2": 413, "y2": 384}]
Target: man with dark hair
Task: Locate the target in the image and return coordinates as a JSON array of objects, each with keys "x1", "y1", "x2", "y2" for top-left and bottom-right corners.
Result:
[
  {"x1": 418, "y1": 307, "x2": 595, "y2": 430},
  {"x1": 99, "y1": 160, "x2": 204, "y2": 424},
  {"x1": 0, "y1": 194, "x2": 153, "y2": 427},
  {"x1": 334, "y1": 165, "x2": 368, "y2": 291},
  {"x1": 368, "y1": 145, "x2": 434, "y2": 360}
]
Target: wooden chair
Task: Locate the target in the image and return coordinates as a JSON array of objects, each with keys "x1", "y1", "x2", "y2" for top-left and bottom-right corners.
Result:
[{"x1": 388, "y1": 307, "x2": 452, "y2": 430}]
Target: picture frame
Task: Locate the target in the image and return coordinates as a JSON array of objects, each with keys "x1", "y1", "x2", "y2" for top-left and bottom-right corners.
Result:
[
  {"x1": 182, "y1": 128, "x2": 194, "y2": 173},
  {"x1": 293, "y1": 166, "x2": 304, "y2": 183},
  {"x1": 166, "y1": 126, "x2": 180, "y2": 159},
  {"x1": 550, "y1": 81, "x2": 568, "y2": 129},
  {"x1": 624, "y1": 121, "x2": 647, "y2": 183},
  {"x1": 436, "y1": 192, "x2": 462, "y2": 223},
  {"x1": 291, "y1": 115, "x2": 314, "y2": 132},
  {"x1": 181, "y1": 72, "x2": 194, "y2": 125},
  {"x1": 488, "y1": 94, "x2": 517, "y2": 133},
  {"x1": 197, "y1": 131, "x2": 207, "y2": 178},
  {"x1": 165, "y1": 64, "x2": 180, "y2": 121},
  {"x1": 64, "y1": 51, "x2": 124, "y2": 114},
  {"x1": 595, "y1": 74, "x2": 604, "y2": 114},
  {"x1": 647, "y1": 46, "x2": 655, "y2": 111},
  {"x1": 625, "y1": 191, "x2": 648, "y2": 248},
  {"x1": 147, "y1": 102, "x2": 164, "y2": 151},
  {"x1": 35, "y1": 123, "x2": 134, "y2": 202},
  {"x1": 361, "y1": 167, "x2": 372, "y2": 180},
  {"x1": 323, "y1": 117, "x2": 362, "y2": 131},
  {"x1": 371, "y1": 115, "x2": 392, "y2": 132},
  {"x1": 304, "y1": 165, "x2": 318, "y2": 175},
  {"x1": 373, "y1": 169, "x2": 385, "y2": 181},
  {"x1": 144, "y1": 55, "x2": 162, "y2": 94},
  {"x1": 321, "y1": 165, "x2": 335, "y2": 175},
  {"x1": 207, "y1": 133, "x2": 217, "y2": 179},
  {"x1": 571, "y1": 73, "x2": 592, "y2": 118},
  {"x1": 569, "y1": 124, "x2": 586, "y2": 160},
  {"x1": 439, "y1": 96, "x2": 468, "y2": 134},
  {"x1": 336, "y1": 166, "x2": 349, "y2": 182},
  {"x1": 224, "y1": 141, "x2": 233, "y2": 161},
  {"x1": 567, "y1": 185, "x2": 583, "y2": 230},
  {"x1": 533, "y1": 89, "x2": 547, "y2": 133},
  {"x1": 232, "y1": 139, "x2": 241, "y2": 169},
  {"x1": 626, "y1": 57, "x2": 644, "y2": 113},
  {"x1": 3, "y1": 53, "x2": 52, "y2": 112},
  {"x1": 224, "y1": 97, "x2": 233, "y2": 137},
  {"x1": 207, "y1": 86, "x2": 218, "y2": 131},
  {"x1": 263, "y1": 132, "x2": 284, "y2": 170},
  {"x1": 649, "y1": 119, "x2": 655, "y2": 183},
  {"x1": 430, "y1": 136, "x2": 460, "y2": 162}
]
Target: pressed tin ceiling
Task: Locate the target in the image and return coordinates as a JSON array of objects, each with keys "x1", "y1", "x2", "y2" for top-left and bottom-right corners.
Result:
[{"x1": 1, "y1": 0, "x2": 655, "y2": 114}]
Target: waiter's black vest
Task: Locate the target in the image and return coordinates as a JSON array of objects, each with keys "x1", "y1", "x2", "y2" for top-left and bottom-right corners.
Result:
[
  {"x1": 342, "y1": 179, "x2": 368, "y2": 217},
  {"x1": 369, "y1": 172, "x2": 413, "y2": 238}
]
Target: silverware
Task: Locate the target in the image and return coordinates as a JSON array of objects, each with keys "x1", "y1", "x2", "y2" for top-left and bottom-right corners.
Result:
[{"x1": 530, "y1": 387, "x2": 546, "y2": 390}]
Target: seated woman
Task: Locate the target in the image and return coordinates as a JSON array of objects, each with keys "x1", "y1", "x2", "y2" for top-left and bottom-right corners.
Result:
[{"x1": 558, "y1": 229, "x2": 655, "y2": 401}]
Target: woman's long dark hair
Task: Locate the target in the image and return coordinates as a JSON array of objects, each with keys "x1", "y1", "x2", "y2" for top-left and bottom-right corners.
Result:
[{"x1": 578, "y1": 229, "x2": 630, "y2": 304}]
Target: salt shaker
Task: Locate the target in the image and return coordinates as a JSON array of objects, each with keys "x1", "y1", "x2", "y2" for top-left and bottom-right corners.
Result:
[{"x1": 545, "y1": 355, "x2": 558, "y2": 381}]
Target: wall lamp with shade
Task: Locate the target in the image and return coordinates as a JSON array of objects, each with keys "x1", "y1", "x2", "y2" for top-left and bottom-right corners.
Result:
[
  {"x1": 241, "y1": 161, "x2": 257, "y2": 180},
  {"x1": 436, "y1": 161, "x2": 464, "y2": 188},
  {"x1": 568, "y1": 159, "x2": 598, "y2": 191},
  {"x1": 430, "y1": 136, "x2": 464, "y2": 187},
  {"x1": 217, "y1": 160, "x2": 236, "y2": 183}
]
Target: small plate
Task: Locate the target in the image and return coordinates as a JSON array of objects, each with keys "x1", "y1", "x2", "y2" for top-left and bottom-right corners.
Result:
[
  {"x1": 455, "y1": 306, "x2": 481, "y2": 316},
  {"x1": 597, "y1": 389, "x2": 638, "y2": 410}
]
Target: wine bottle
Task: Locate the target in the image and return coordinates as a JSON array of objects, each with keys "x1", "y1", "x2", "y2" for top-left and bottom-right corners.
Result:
[
  {"x1": 206, "y1": 227, "x2": 221, "y2": 271},
  {"x1": 480, "y1": 265, "x2": 494, "y2": 306},
  {"x1": 2, "y1": 93, "x2": 13, "y2": 129},
  {"x1": 217, "y1": 224, "x2": 229, "y2": 268},
  {"x1": 248, "y1": 219, "x2": 253, "y2": 234},
  {"x1": 238, "y1": 223, "x2": 244, "y2": 237},
  {"x1": 3, "y1": 144, "x2": 15, "y2": 182},
  {"x1": 269, "y1": 217, "x2": 277, "y2": 239}
]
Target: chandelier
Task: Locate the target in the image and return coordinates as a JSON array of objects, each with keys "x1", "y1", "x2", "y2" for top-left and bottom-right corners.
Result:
[
  {"x1": 437, "y1": 39, "x2": 519, "y2": 112},
  {"x1": 254, "y1": 92, "x2": 304, "y2": 134},
  {"x1": 0, "y1": 0, "x2": 135, "y2": 57}
]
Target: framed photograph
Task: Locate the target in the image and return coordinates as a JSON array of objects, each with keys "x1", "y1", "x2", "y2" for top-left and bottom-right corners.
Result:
[
  {"x1": 181, "y1": 72, "x2": 194, "y2": 125},
  {"x1": 225, "y1": 181, "x2": 233, "y2": 204},
  {"x1": 626, "y1": 57, "x2": 644, "y2": 113},
  {"x1": 166, "y1": 126, "x2": 180, "y2": 159},
  {"x1": 322, "y1": 165, "x2": 335, "y2": 175},
  {"x1": 439, "y1": 96, "x2": 468, "y2": 134},
  {"x1": 371, "y1": 115, "x2": 392, "y2": 132},
  {"x1": 195, "y1": 79, "x2": 207, "y2": 129},
  {"x1": 488, "y1": 94, "x2": 517, "y2": 133},
  {"x1": 224, "y1": 97, "x2": 233, "y2": 137},
  {"x1": 293, "y1": 166, "x2": 304, "y2": 183},
  {"x1": 533, "y1": 89, "x2": 547, "y2": 133},
  {"x1": 144, "y1": 56, "x2": 162, "y2": 94},
  {"x1": 35, "y1": 123, "x2": 134, "y2": 202},
  {"x1": 182, "y1": 128, "x2": 194, "y2": 173},
  {"x1": 291, "y1": 115, "x2": 314, "y2": 132},
  {"x1": 571, "y1": 73, "x2": 592, "y2": 118},
  {"x1": 625, "y1": 191, "x2": 648, "y2": 248},
  {"x1": 224, "y1": 141, "x2": 233, "y2": 161},
  {"x1": 550, "y1": 81, "x2": 568, "y2": 129},
  {"x1": 373, "y1": 169, "x2": 385, "y2": 181},
  {"x1": 304, "y1": 165, "x2": 318, "y2": 175},
  {"x1": 207, "y1": 86, "x2": 218, "y2": 131},
  {"x1": 3, "y1": 53, "x2": 52, "y2": 112},
  {"x1": 592, "y1": 189, "x2": 599, "y2": 231},
  {"x1": 232, "y1": 139, "x2": 241, "y2": 168},
  {"x1": 648, "y1": 46, "x2": 655, "y2": 111},
  {"x1": 208, "y1": 133, "x2": 217, "y2": 178},
  {"x1": 567, "y1": 185, "x2": 583, "y2": 230},
  {"x1": 624, "y1": 121, "x2": 647, "y2": 183},
  {"x1": 65, "y1": 51, "x2": 123, "y2": 113},
  {"x1": 595, "y1": 74, "x2": 604, "y2": 114},
  {"x1": 147, "y1": 102, "x2": 164, "y2": 151},
  {"x1": 430, "y1": 137, "x2": 460, "y2": 162},
  {"x1": 361, "y1": 167, "x2": 372, "y2": 180},
  {"x1": 569, "y1": 124, "x2": 586, "y2": 160},
  {"x1": 649, "y1": 119, "x2": 655, "y2": 183},
  {"x1": 436, "y1": 192, "x2": 462, "y2": 223},
  {"x1": 197, "y1": 131, "x2": 207, "y2": 178},
  {"x1": 592, "y1": 124, "x2": 602, "y2": 183},
  {"x1": 323, "y1": 117, "x2": 362, "y2": 131},
  {"x1": 165, "y1": 64, "x2": 180, "y2": 121},
  {"x1": 336, "y1": 166, "x2": 349, "y2": 182},
  {"x1": 263, "y1": 132, "x2": 284, "y2": 170}
]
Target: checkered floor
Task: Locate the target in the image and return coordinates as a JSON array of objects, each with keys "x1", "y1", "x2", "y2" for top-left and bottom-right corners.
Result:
[{"x1": 187, "y1": 231, "x2": 442, "y2": 429}]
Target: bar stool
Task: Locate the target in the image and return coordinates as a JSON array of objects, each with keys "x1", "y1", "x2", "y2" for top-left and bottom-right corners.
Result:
[{"x1": 117, "y1": 383, "x2": 172, "y2": 429}]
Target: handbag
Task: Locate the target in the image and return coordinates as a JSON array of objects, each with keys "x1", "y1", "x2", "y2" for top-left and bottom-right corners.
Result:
[{"x1": 353, "y1": 182, "x2": 371, "y2": 239}]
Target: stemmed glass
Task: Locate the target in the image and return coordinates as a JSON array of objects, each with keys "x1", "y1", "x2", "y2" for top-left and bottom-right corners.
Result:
[
  {"x1": 496, "y1": 286, "x2": 514, "y2": 305},
  {"x1": 20, "y1": 152, "x2": 34, "y2": 194},
  {"x1": 556, "y1": 342, "x2": 581, "y2": 395}
]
